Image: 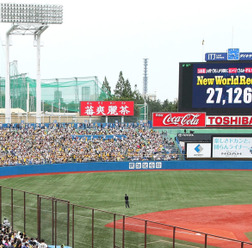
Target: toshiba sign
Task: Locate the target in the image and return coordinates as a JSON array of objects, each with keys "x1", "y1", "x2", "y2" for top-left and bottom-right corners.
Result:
[
  {"x1": 206, "y1": 116, "x2": 252, "y2": 127},
  {"x1": 152, "y1": 112, "x2": 206, "y2": 127}
]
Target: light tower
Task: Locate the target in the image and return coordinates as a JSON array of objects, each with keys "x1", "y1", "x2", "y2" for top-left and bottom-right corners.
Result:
[
  {"x1": 0, "y1": 3, "x2": 63, "y2": 124},
  {"x1": 143, "y1": 58, "x2": 148, "y2": 96},
  {"x1": 143, "y1": 58, "x2": 148, "y2": 122}
]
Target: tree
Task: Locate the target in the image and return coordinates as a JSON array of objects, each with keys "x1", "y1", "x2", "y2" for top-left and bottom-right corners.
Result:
[
  {"x1": 114, "y1": 71, "x2": 133, "y2": 99},
  {"x1": 114, "y1": 71, "x2": 125, "y2": 98},
  {"x1": 145, "y1": 98, "x2": 178, "y2": 120},
  {"x1": 162, "y1": 99, "x2": 178, "y2": 112},
  {"x1": 122, "y1": 79, "x2": 133, "y2": 98},
  {"x1": 171, "y1": 99, "x2": 178, "y2": 112},
  {"x1": 132, "y1": 84, "x2": 144, "y2": 103},
  {"x1": 67, "y1": 101, "x2": 79, "y2": 112},
  {"x1": 147, "y1": 99, "x2": 162, "y2": 119},
  {"x1": 111, "y1": 71, "x2": 179, "y2": 120},
  {"x1": 99, "y1": 77, "x2": 112, "y2": 100}
]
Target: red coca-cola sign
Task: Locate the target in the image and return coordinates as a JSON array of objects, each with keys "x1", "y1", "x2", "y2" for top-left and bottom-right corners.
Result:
[{"x1": 152, "y1": 112, "x2": 206, "y2": 127}]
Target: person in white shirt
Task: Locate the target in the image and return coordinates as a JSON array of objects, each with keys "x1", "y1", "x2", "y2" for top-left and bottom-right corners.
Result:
[
  {"x1": 38, "y1": 239, "x2": 47, "y2": 248},
  {"x1": 3, "y1": 217, "x2": 10, "y2": 228}
]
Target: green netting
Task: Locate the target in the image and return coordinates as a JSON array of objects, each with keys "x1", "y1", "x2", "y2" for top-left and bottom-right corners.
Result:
[{"x1": 0, "y1": 76, "x2": 110, "y2": 112}]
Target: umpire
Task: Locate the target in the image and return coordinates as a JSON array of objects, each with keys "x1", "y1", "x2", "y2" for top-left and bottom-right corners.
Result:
[{"x1": 125, "y1": 194, "x2": 130, "y2": 208}]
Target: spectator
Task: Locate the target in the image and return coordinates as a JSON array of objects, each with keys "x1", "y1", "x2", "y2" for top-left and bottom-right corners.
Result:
[
  {"x1": 0, "y1": 124, "x2": 180, "y2": 166},
  {"x1": 3, "y1": 218, "x2": 10, "y2": 228},
  {"x1": 38, "y1": 239, "x2": 47, "y2": 248}
]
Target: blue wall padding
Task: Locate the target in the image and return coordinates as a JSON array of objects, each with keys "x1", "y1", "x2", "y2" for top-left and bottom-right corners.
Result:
[{"x1": 0, "y1": 160, "x2": 252, "y2": 177}]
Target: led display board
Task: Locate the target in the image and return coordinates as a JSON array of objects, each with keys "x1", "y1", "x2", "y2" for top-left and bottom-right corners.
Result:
[{"x1": 179, "y1": 62, "x2": 252, "y2": 114}]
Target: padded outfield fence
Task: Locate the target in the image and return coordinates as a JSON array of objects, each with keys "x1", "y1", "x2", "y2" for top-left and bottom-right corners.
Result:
[{"x1": 1, "y1": 186, "x2": 252, "y2": 248}]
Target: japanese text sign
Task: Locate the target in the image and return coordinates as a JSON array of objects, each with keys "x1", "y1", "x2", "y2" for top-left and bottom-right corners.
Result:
[
  {"x1": 80, "y1": 101, "x2": 134, "y2": 116},
  {"x1": 212, "y1": 137, "x2": 252, "y2": 158}
]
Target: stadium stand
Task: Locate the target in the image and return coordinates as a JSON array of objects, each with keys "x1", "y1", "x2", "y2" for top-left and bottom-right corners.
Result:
[
  {"x1": 0, "y1": 123, "x2": 180, "y2": 166},
  {"x1": 0, "y1": 218, "x2": 48, "y2": 248}
]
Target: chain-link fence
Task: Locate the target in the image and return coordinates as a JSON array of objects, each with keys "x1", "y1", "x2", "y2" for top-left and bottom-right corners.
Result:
[{"x1": 0, "y1": 185, "x2": 252, "y2": 248}]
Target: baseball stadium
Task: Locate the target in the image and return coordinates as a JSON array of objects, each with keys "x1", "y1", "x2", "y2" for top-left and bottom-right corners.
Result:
[{"x1": 0, "y1": 2, "x2": 252, "y2": 248}]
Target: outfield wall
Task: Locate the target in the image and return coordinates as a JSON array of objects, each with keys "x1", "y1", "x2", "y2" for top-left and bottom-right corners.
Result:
[{"x1": 0, "y1": 160, "x2": 252, "y2": 178}]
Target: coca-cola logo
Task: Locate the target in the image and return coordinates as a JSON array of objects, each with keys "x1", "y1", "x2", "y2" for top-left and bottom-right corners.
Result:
[{"x1": 162, "y1": 113, "x2": 201, "y2": 126}]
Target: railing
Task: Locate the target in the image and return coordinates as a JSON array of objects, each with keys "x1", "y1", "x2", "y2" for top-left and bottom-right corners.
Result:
[{"x1": 1, "y1": 185, "x2": 252, "y2": 248}]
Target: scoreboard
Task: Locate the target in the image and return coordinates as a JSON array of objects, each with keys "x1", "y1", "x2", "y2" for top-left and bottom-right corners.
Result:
[{"x1": 178, "y1": 61, "x2": 252, "y2": 114}]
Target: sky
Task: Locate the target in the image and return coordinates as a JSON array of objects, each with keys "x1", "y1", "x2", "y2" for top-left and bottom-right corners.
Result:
[{"x1": 0, "y1": 0, "x2": 252, "y2": 102}]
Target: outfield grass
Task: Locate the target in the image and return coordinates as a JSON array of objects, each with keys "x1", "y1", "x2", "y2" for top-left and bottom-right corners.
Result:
[
  {"x1": 1, "y1": 170, "x2": 252, "y2": 247},
  {"x1": 1, "y1": 170, "x2": 252, "y2": 214}
]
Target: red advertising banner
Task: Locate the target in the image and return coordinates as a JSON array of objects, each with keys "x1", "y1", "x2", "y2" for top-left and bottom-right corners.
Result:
[
  {"x1": 206, "y1": 115, "x2": 252, "y2": 127},
  {"x1": 80, "y1": 101, "x2": 134, "y2": 116},
  {"x1": 152, "y1": 112, "x2": 206, "y2": 127}
]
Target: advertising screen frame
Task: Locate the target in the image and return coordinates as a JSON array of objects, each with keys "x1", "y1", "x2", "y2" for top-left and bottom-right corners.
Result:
[
  {"x1": 211, "y1": 134, "x2": 252, "y2": 160},
  {"x1": 178, "y1": 61, "x2": 252, "y2": 115},
  {"x1": 186, "y1": 142, "x2": 212, "y2": 159},
  {"x1": 152, "y1": 112, "x2": 206, "y2": 128}
]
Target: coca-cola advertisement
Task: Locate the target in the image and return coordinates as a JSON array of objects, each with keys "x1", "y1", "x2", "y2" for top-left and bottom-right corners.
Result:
[{"x1": 152, "y1": 112, "x2": 206, "y2": 127}]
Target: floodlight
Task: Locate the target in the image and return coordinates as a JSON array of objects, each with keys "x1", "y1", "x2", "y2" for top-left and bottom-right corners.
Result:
[
  {"x1": 0, "y1": 3, "x2": 63, "y2": 24},
  {"x1": 1, "y1": 3, "x2": 63, "y2": 124}
]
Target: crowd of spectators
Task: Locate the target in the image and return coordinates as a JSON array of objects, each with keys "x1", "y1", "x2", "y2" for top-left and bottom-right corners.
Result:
[
  {"x1": 0, "y1": 218, "x2": 48, "y2": 248},
  {"x1": 0, "y1": 123, "x2": 179, "y2": 166}
]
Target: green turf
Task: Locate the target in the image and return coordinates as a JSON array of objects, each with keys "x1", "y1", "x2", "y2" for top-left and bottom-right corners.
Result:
[
  {"x1": 1, "y1": 170, "x2": 252, "y2": 213},
  {"x1": 1, "y1": 170, "x2": 252, "y2": 247},
  {"x1": 245, "y1": 232, "x2": 252, "y2": 242}
]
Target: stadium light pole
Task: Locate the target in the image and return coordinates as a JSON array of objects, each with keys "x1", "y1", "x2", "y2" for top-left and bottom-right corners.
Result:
[
  {"x1": 0, "y1": 3, "x2": 63, "y2": 124},
  {"x1": 143, "y1": 58, "x2": 148, "y2": 123},
  {"x1": 5, "y1": 28, "x2": 11, "y2": 124}
]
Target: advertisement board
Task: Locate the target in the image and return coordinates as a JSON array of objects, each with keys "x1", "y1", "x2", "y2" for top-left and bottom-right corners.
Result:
[
  {"x1": 129, "y1": 162, "x2": 162, "y2": 170},
  {"x1": 212, "y1": 137, "x2": 252, "y2": 158},
  {"x1": 186, "y1": 143, "x2": 211, "y2": 159},
  {"x1": 206, "y1": 115, "x2": 252, "y2": 127},
  {"x1": 80, "y1": 101, "x2": 134, "y2": 116},
  {"x1": 205, "y1": 50, "x2": 252, "y2": 61},
  {"x1": 152, "y1": 112, "x2": 206, "y2": 127},
  {"x1": 179, "y1": 62, "x2": 252, "y2": 115}
]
